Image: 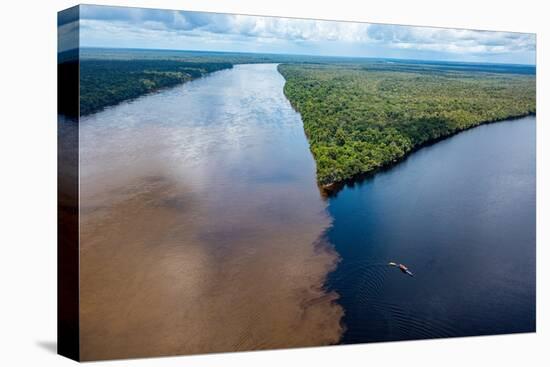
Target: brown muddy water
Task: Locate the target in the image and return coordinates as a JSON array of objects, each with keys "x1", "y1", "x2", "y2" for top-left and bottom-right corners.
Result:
[{"x1": 79, "y1": 64, "x2": 343, "y2": 360}]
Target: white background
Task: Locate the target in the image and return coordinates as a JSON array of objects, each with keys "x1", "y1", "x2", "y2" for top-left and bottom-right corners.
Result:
[{"x1": 0, "y1": 0, "x2": 547, "y2": 365}]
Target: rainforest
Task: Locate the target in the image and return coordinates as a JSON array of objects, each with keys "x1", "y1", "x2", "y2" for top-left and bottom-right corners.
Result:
[
  {"x1": 79, "y1": 49, "x2": 536, "y2": 188},
  {"x1": 278, "y1": 62, "x2": 535, "y2": 187}
]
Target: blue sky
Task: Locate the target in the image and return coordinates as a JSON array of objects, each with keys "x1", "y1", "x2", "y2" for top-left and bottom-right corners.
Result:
[{"x1": 66, "y1": 5, "x2": 535, "y2": 64}]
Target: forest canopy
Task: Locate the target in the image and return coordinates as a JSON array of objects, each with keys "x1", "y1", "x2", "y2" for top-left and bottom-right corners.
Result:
[
  {"x1": 278, "y1": 63, "x2": 536, "y2": 187},
  {"x1": 79, "y1": 59, "x2": 232, "y2": 115},
  {"x1": 77, "y1": 49, "x2": 536, "y2": 189}
]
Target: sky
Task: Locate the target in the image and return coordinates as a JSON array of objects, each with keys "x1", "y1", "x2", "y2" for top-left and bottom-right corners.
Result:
[{"x1": 60, "y1": 4, "x2": 536, "y2": 65}]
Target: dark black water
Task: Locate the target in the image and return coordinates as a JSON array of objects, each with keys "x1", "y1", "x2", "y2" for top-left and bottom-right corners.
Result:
[{"x1": 326, "y1": 116, "x2": 536, "y2": 343}]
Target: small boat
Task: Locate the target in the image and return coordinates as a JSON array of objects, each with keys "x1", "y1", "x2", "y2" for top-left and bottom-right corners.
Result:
[{"x1": 388, "y1": 262, "x2": 414, "y2": 277}]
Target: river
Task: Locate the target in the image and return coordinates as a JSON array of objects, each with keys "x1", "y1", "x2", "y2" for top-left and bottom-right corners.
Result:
[
  {"x1": 79, "y1": 64, "x2": 343, "y2": 360},
  {"x1": 326, "y1": 115, "x2": 536, "y2": 343},
  {"x1": 78, "y1": 63, "x2": 535, "y2": 359}
]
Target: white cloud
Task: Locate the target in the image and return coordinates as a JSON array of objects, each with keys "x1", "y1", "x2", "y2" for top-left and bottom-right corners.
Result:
[
  {"x1": 78, "y1": 5, "x2": 536, "y2": 63},
  {"x1": 367, "y1": 24, "x2": 535, "y2": 54}
]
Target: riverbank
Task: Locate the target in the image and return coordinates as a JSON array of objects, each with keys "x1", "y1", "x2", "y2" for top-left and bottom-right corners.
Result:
[
  {"x1": 79, "y1": 59, "x2": 233, "y2": 115},
  {"x1": 319, "y1": 112, "x2": 536, "y2": 196}
]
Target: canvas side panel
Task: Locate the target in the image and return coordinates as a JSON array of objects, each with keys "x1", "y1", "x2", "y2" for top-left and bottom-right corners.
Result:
[{"x1": 57, "y1": 5, "x2": 80, "y2": 362}]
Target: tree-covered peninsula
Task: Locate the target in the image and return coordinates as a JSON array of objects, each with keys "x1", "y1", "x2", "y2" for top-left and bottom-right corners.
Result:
[{"x1": 278, "y1": 62, "x2": 536, "y2": 189}]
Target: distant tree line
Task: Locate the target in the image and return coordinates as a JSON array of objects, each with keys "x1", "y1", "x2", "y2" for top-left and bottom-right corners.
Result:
[{"x1": 79, "y1": 60, "x2": 232, "y2": 116}]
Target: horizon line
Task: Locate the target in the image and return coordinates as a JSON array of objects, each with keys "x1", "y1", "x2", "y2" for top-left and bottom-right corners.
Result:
[{"x1": 75, "y1": 46, "x2": 537, "y2": 67}]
